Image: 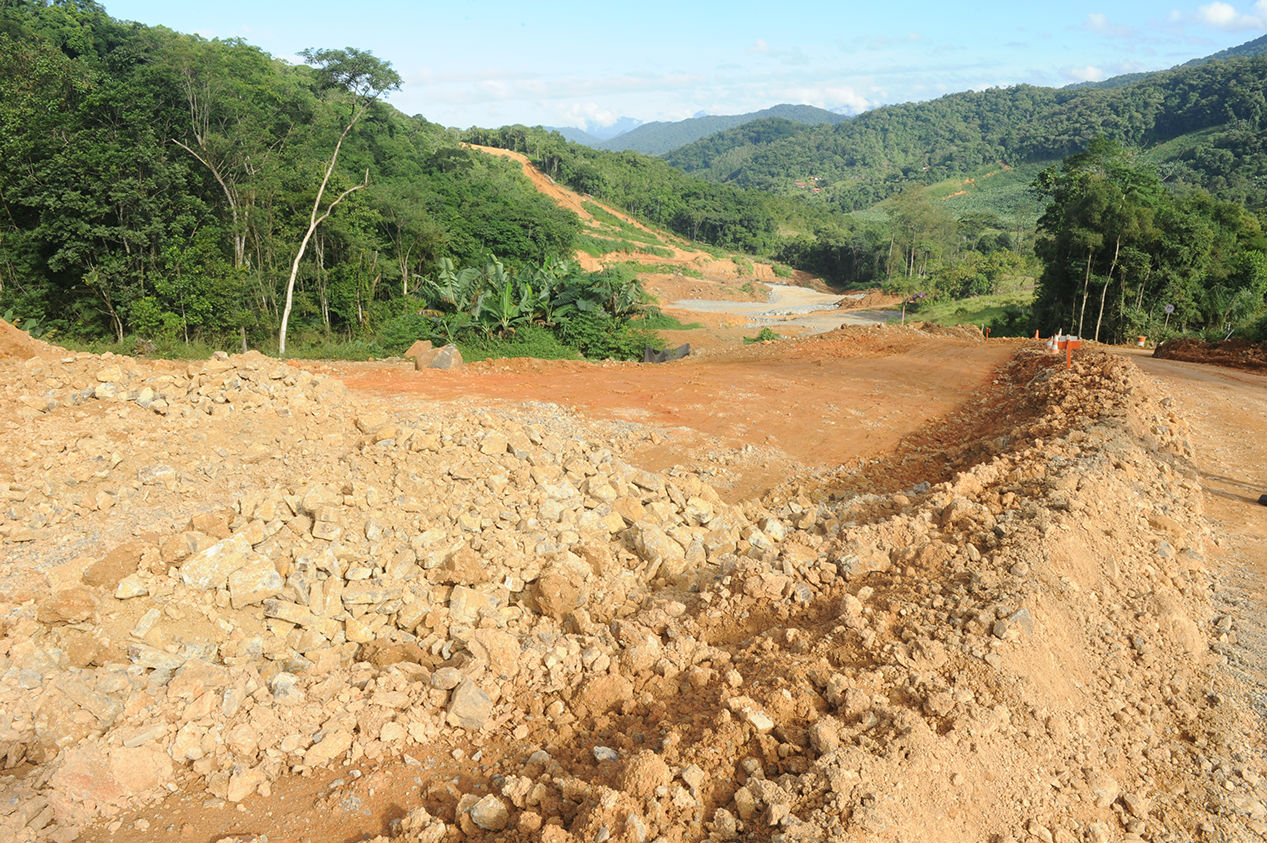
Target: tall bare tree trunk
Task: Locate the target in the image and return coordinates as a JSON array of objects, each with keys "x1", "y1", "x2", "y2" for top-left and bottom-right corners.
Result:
[
  {"x1": 278, "y1": 115, "x2": 367, "y2": 355},
  {"x1": 1077, "y1": 247, "x2": 1093, "y2": 338}
]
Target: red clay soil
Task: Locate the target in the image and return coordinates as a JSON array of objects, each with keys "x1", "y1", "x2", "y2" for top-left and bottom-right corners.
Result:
[
  {"x1": 323, "y1": 326, "x2": 1019, "y2": 500},
  {"x1": 1154, "y1": 337, "x2": 1267, "y2": 372}
]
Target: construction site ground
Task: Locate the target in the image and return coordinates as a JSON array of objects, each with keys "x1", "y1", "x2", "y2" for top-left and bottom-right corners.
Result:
[{"x1": 0, "y1": 147, "x2": 1264, "y2": 843}]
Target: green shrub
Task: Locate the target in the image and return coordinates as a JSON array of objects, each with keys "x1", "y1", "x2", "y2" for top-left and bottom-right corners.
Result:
[
  {"x1": 743, "y1": 326, "x2": 781, "y2": 343},
  {"x1": 376, "y1": 312, "x2": 442, "y2": 354},
  {"x1": 558, "y1": 312, "x2": 661, "y2": 360},
  {"x1": 636, "y1": 310, "x2": 704, "y2": 331},
  {"x1": 459, "y1": 324, "x2": 581, "y2": 362}
]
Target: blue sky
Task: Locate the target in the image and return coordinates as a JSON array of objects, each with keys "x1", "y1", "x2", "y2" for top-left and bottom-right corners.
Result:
[{"x1": 103, "y1": 0, "x2": 1266, "y2": 131}]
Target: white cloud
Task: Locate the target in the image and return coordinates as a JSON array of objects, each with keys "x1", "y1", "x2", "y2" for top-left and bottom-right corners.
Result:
[
  {"x1": 556, "y1": 102, "x2": 621, "y2": 128},
  {"x1": 1064, "y1": 65, "x2": 1106, "y2": 82},
  {"x1": 750, "y1": 38, "x2": 770, "y2": 54},
  {"x1": 1195, "y1": 0, "x2": 1267, "y2": 29},
  {"x1": 777, "y1": 84, "x2": 872, "y2": 113},
  {"x1": 1083, "y1": 12, "x2": 1135, "y2": 36}
]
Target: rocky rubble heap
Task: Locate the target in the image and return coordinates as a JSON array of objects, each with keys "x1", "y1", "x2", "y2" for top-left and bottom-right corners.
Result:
[
  {"x1": 0, "y1": 344, "x2": 775, "y2": 841},
  {"x1": 0, "y1": 336, "x2": 1263, "y2": 843}
]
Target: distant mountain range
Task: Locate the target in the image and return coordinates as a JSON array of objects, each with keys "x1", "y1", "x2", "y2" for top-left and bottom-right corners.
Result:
[
  {"x1": 541, "y1": 36, "x2": 1266, "y2": 162},
  {"x1": 544, "y1": 103, "x2": 853, "y2": 157},
  {"x1": 656, "y1": 35, "x2": 1266, "y2": 212}
]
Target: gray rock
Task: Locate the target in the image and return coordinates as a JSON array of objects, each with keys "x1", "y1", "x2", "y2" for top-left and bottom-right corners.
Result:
[
  {"x1": 468, "y1": 793, "x2": 509, "y2": 831},
  {"x1": 429, "y1": 344, "x2": 463, "y2": 370}
]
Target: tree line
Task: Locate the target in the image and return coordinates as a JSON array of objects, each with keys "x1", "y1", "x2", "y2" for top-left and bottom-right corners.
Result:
[
  {"x1": 0, "y1": 0, "x2": 580, "y2": 352},
  {"x1": 1032, "y1": 139, "x2": 1266, "y2": 343}
]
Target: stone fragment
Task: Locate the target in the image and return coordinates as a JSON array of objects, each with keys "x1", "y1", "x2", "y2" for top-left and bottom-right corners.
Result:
[
  {"x1": 621, "y1": 750, "x2": 671, "y2": 800},
  {"x1": 431, "y1": 667, "x2": 464, "y2": 690},
  {"x1": 727, "y1": 696, "x2": 774, "y2": 733},
  {"x1": 114, "y1": 574, "x2": 149, "y2": 599},
  {"x1": 436, "y1": 548, "x2": 483, "y2": 586},
  {"x1": 178, "y1": 534, "x2": 253, "y2": 590},
  {"x1": 469, "y1": 794, "x2": 509, "y2": 831},
  {"x1": 270, "y1": 672, "x2": 304, "y2": 706},
  {"x1": 405, "y1": 340, "x2": 434, "y2": 365},
  {"x1": 532, "y1": 568, "x2": 580, "y2": 620},
  {"x1": 38, "y1": 586, "x2": 97, "y2": 624},
  {"x1": 83, "y1": 539, "x2": 146, "y2": 588},
  {"x1": 227, "y1": 557, "x2": 283, "y2": 608},
  {"x1": 577, "y1": 674, "x2": 633, "y2": 716},
  {"x1": 449, "y1": 585, "x2": 497, "y2": 625},
  {"x1": 226, "y1": 765, "x2": 267, "y2": 803},
  {"x1": 394, "y1": 806, "x2": 447, "y2": 843},
  {"x1": 303, "y1": 728, "x2": 353, "y2": 766},
  {"x1": 808, "y1": 718, "x2": 841, "y2": 754},
  {"x1": 447, "y1": 680, "x2": 492, "y2": 730},
  {"x1": 1089, "y1": 773, "x2": 1120, "y2": 808},
  {"x1": 429, "y1": 344, "x2": 463, "y2": 370},
  {"x1": 467, "y1": 628, "x2": 521, "y2": 679},
  {"x1": 46, "y1": 744, "x2": 173, "y2": 826}
]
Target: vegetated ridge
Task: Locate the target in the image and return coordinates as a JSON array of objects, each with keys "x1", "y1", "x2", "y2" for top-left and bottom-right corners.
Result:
[
  {"x1": 587, "y1": 104, "x2": 852, "y2": 157},
  {"x1": 663, "y1": 40, "x2": 1267, "y2": 213}
]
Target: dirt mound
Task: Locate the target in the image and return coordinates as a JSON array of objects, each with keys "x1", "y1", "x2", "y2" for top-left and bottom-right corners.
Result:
[
  {"x1": 1154, "y1": 337, "x2": 1267, "y2": 372},
  {"x1": 836, "y1": 289, "x2": 901, "y2": 311},
  {"x1": 907, "y1": 320, "x2": 985, "y2": 340},
  {"x1": 1, "y1": 339, "x2": 1262, "y2": 843},
  {"x1": 0, "y1": 318, "x2": 61, "y2": 360}
]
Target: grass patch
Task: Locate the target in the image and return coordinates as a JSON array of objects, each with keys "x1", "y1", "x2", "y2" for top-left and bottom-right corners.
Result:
[
  {"x1": 578, "y1": 234, "x2": 673, "y2": 258},
  {"x1": 616, "y1": 261, "x2": 704, "y2": 279},
  {"x1": 635, "y1": 310, "x2": 704, "y2": 331},
  {"x1": 910, "y1": 289, "x2": 1035, "y2": 336}
]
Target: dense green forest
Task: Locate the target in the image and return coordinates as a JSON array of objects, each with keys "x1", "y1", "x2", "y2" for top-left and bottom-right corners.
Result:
[
  {"x1": 664, "y1": 44, "x2": 1267, "y2": 214},
  {"x1": 463, "y1": 123, "x2": 1029, "y2": 293},
  {"x1": 1032, "y1": 139, "x2": 1266, "y2": 344},
  {"x1": 1, "y1": 0, "x2": 1263, "y2": 353},
  {"x1": 0, "y1": 0, "x2": 635, "y2": 356}
]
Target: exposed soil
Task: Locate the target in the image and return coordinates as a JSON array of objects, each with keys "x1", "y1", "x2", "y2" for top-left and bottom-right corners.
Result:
[
  {"x1": 1, "y1": 316, "x2": 1265, "y2": 843},
  {"x1": 1153, "y1": 338, "x2": 1267, "y2": 373},
  {"x1": 323, "y1": 325, "x2": 1014, "y2": 502}
]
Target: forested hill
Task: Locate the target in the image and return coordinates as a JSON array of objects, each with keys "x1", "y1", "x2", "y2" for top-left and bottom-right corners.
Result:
[
  {"x1": 663, "y1": 46, "x2": 1267, "y2": 212},
  {"x1": 0, "y1": 1, "x2": 581, "y2": 347},
  {"x1": 589, "y1": 104, "x2": 851, "y2": 156},
  {"x1": 1074, "y1": 33, "x2": 1265, "y2": 89}
]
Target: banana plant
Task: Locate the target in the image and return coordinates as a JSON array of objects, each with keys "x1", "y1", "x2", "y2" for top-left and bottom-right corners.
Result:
[{"x1": 477, "y1": 275, "x2": 532, "y2": 337}]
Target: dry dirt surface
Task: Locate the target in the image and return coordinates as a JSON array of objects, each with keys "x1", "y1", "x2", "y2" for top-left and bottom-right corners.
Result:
[
  {"x1": 2, "y1": 316, "x2": 1266, "y2": 843},
  {"x1": 1152, "y1": 338, "x2": 1267, "y2": 373}
]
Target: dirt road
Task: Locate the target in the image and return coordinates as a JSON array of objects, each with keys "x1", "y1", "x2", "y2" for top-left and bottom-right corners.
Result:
[{"x1": 1122, "y1": 348, "x2": 1267, "y2": 710}]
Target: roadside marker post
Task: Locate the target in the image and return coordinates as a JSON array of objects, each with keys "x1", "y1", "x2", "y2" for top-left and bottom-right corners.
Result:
[{"x1": 1055, "y1": 335, "x2": 1081, "y2": 369}]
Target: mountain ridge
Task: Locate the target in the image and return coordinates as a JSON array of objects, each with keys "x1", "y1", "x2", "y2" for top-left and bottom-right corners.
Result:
[{"x1": 550, "y1": 103, "x2": 852, "y2": 157}]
